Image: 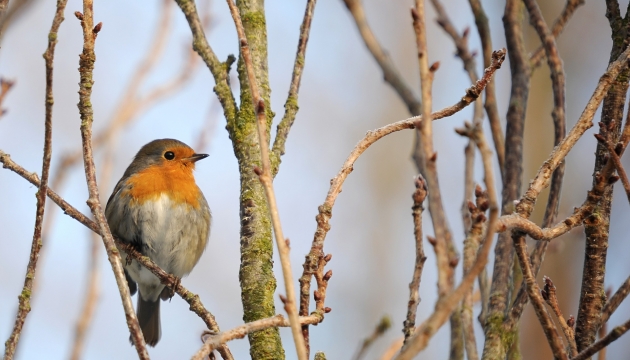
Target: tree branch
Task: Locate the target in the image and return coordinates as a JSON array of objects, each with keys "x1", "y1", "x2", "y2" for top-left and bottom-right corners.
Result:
[
  {"x1": 402, "y1": 176, "x2": 428, "y2": 344},
  {"x1": 342, "y1": 0, "x2": 420, "y2": 115},
  {"x1": 225, "y1": 1, "x2": 306, "y2": 359},
  {"x1": 2, "y1": 1, "x2": 66, "y2": 358},
  {"x1": 271, "y1": 0, "x2": 317, "y2": 175}
]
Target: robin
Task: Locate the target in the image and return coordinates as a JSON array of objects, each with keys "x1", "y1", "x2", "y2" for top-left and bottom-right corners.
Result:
[{"x1": 105, "y1": 138, "x2": 211, "y2": 346}]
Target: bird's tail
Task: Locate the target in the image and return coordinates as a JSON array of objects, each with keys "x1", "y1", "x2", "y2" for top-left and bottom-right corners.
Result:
[{"x1": 134, "y1": 295, "x2": 161, "y2": 347}]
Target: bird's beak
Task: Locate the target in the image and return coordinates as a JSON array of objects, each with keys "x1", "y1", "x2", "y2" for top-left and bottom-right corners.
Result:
[{"x1": 185, "y1": 153, "x2": 209, "y2": 163}]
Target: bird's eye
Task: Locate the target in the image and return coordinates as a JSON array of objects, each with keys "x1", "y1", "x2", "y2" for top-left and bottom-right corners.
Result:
[{"x1": 164, "y1": 151, "x2": 175, "y2": 160}]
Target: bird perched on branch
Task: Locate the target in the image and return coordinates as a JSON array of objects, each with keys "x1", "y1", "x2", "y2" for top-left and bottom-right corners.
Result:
[{"x1": 105, "y1": 138, "x2": 211, "y2": 346}]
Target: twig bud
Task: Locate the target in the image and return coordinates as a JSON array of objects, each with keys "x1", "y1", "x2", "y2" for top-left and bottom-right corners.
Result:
[
  {"x1": 410, "y1": 8, "x2": 420, "y2": 22},
  {"x1": 74, "y1": 11, "x2": 83, "y2": 20},
  {"x1": 279, "y1": 294, "x2": 287, "y2": 304},
  {"x1": 93, "y1": 22, "x2": 103, "y2": 35},
  {"x1": 253, "y1": 166, "x2": 263, "y2": 176},
  {"x1": 324, "y1": 253, "x2": 332, "y2": 263},
  {"x1": 323, "y1": 270, "x2": 333, "y2": 281},
  {"x1": 475, "y1": 184, "x2": 483, "y2": 197},
  {"x1": 567, "y1": 315, "x2": 575, "y2": 328},
  {"x1": 467, "y1": 200, "x2": 476, "y2": 213},
  {"x1": 427, "y1": 235, "x2": 437, "y2": 246},
  {"x1": 478, "y1": 199, "x2": 490, "y2": 212},
  {"x1": 324, "y1": 307, "x2": 332, "y2": 313},
  {"x1": 475, "y1": 213, "x2": 487, "y2": 223},
  {"x1": 314, "y1": 290, "x2": 322, "y2": 301},
  {"x1": 429, "y1": 62, "x2": 440, "y2": 72}
]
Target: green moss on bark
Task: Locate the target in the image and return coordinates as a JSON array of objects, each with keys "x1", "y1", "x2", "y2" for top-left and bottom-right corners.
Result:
[{"x1": 230, "y1": 1, "x2": 284, "y2": 359}]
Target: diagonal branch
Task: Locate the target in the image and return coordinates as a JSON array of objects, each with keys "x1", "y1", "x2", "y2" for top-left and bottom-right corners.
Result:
[
  {"x1": 530, "y1": 0, "x2": 585, "y2": 70},
  {"x1": 342, "y1": 0, "x2": 420, "y2": 115}
]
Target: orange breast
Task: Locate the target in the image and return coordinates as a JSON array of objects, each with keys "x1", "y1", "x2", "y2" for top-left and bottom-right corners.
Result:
[{"x1": 124, "y1": 164, "x2": 202, "y2": 209}]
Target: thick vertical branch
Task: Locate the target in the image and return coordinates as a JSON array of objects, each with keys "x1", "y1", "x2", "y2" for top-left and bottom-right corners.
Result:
[
  {"x1": 74, "y1": 4, "x2": 149, "y2": 359},
  {"x1": 225, "y1": 1, "x2": 306, "y2": 359},
  {"x1": 506, "y1": 0, "x2": 568, "y2": 337},
  {"x1": 482, "y1": 1, "x2": 530, "y2": 358},
  {"x1": 3, "y1": 2, "x2": 66, "y2": 358},
  {"x1": 576, "y1": 3, "x2": 630, "y2": 352}
]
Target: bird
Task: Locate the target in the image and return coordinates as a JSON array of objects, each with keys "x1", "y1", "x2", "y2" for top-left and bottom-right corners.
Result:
[{"x1": 105, "y1": 138, "x2": 211, "y2": 346}]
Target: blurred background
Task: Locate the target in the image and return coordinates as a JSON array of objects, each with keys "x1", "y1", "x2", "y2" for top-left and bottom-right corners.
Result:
[{"x1": 1, "y1": 0, "x2": 630, "y2": 358}]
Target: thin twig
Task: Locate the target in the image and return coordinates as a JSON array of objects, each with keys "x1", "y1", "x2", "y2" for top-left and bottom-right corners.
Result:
[
  {"x1": 380, "y1": 337, "x2": 404, "y2": 360},
  {"x1": 271, "y1": 0, "x2": 317, "y2": 175},
  {"x1": 541, "y1": 276, "x2": 577, "y2": 356},
  {"x1": 457, "y1": 180, "x2": 489, "y2": 360},
  {"x1": 572, "y1": 317, "x2": 630, "y2": 360},
  {"x1": 2, "y1": 1, "x2": 66, "y2": 358},
  {"x1": 530, "y1": 0, "x2": 585, "y2": 70},
  {"x1": 598, "y1": 276, "x2": 630, "y2": 331},
  {"x1": 402, "y1": 176, "x2": 428, "y2": 343},
  {"x1": 0, "y1": 150, "x2": 234, "y2": 360},
  {"x1": 224, "y1": 1, "x2": 307, "y2": 359},
  {"x1": 193, "y1": 314, "x2": 323, "y2": 360},
  {"x1": 467, "y1": 0, "x2": 505, "y2": 173},
  {"x1": 595, "y1": 132, "x2": 630, "y2": 204},
  {"x1": 513, "y1": 241, "x2": 568, "y2": 360},
  {"x1": 342, "y1": 0, "x2": 420, "y2": 115},
  {"x1": 411, "y1": 0, "x2": 450, "y2": 298},
  {"x1": 353, "y1": 316, "x2": 392, "y2": 360},
  {"x1": 74, "y1": 5, "x2": 149, "y2": 358}
]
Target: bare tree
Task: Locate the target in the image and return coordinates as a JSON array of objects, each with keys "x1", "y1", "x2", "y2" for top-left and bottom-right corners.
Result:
[{"x1": 3, "y1": 0, "x2": 630, "y2": 359}]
